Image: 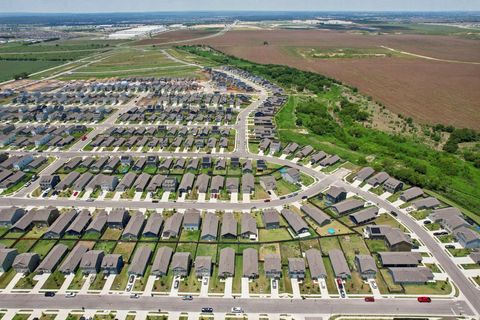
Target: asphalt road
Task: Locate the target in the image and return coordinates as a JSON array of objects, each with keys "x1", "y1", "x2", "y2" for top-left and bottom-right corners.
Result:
[{"x1": 0, "y1": 294, "x2": 471, "y2": 316}]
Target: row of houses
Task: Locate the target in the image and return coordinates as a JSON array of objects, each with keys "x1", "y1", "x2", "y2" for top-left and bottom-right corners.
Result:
[
  {"x1": 103, "y1": 125, "x2": 231, "y2": 139},
  {"x1": 0, "y1": 105, "x2": 112, "y2": 124}
]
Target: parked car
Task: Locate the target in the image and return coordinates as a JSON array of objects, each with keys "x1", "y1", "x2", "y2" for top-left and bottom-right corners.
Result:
[
  {"x1": 174, "y1": 280, "x2": 179, "y2": 289},
  {"x1": 302, "y1": 195, "x2": 308, "y2": 199},
  {"x1": 182, "y1": 295, "x2": 193, "y2": 301},
  {"x1": 417, "y1": 296, "x2": 431, "y2": 303},
  {"x1": 201, "y1": 307, "x2": 213, "y2": 313},
  {"x1": 423, "y1": 220, "x2": 432, "y2": 225},
  {"x1": 336, "y1": 278, "x2": 343, "y2": 289},
  {"x1": 203, "y1": 278, "x2": 208, "y2": 285},
  {"x1": 364, "y1": 297, "x2": 375, "y2": 302},
  {"x1": 65, "y1": 292, "x2": 76, "y2": 298},
  {"x1": 44, "y1": 292, "x2": 55, "y2": 297},
  {"x1": 73, "y1": 191, "x2": 78, "y2": 196},
  {"x1": 340, "y1": 291, "x2": 346, "y2": 298},
  {"x1": 272, "y1": 280, "x2": 277, "y2": 289},
  {"x1": 433, "y1": 232, "x2": 442, "y2": 236},
  {"x1": 128, "y1": 275, "x2": 135, "y2": 284},
  {"x1": 231, "y1": 307, "x2": 244, "y2": 313},
  {"x1": 445, "y1": 245, "x2": 456, "y2": 249},
  {"x1": 390, "y1": 211, "x2": 398, "y2": 217},
  {"x1": 130, "y1": 293, "x2": 139, "y2": 299}
]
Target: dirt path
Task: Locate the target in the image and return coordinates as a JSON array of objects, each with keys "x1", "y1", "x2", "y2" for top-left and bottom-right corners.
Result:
[{"x1": 381, "y1": 45, "x2": 480, "y2": 65}]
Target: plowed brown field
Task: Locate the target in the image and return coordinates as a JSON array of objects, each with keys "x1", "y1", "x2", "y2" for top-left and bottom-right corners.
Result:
[{"x1": 194, "y1": 30, "x2": 480, "y2": 129}]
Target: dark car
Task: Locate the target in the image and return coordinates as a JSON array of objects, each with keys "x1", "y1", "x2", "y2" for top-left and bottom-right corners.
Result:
[
  {"x1": 44, "y1": 292, "x2": 55, "y2": 297},
  {"x1": 445, "y1": 244, "x2": 456, "y2": 249},
  {"x1": 433, "y1": 232, "x2": 442, "y2": 236},
  {"x1": 201, "y1": 307, "x2": 213, "y2": 313},
  {"x1": 364, "y1": 297, "x2": 375, "y2": 302},
  {"x1": 423, "y1": 220, "x2": 432, "y2": 225},
  {"x1": 390, "y1": 211, "x2": 398, "y2": 217}
]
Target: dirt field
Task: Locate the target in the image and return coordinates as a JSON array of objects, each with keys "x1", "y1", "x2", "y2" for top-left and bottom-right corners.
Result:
[
  {"x1": 194, "y1": 30, "x2": 480, "y2": 129},
  {"x1": 136, "y1": 29, "x2": 220, "y2": 46}
]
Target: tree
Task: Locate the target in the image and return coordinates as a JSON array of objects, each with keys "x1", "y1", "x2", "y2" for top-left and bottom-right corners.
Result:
[{"x1": 13, "y1": 72, "x2": 29, "y2": 80}]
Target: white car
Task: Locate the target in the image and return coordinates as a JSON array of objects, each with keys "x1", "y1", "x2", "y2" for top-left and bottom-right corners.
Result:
[
  {"x1": 231, "y1": 307, "x2": 244, "y2": 313},
  {"x1": 65, "y1": 292, "x2": 76, "y2": 298},
  {"x1": 130, "y1": 293, "x2": 140, "y2": 299}
]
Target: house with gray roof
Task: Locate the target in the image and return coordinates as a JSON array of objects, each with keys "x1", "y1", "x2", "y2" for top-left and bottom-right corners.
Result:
[
  {"x1": 151, "y1": 246, "x2": 173, "y2": 276},
  {"x1": 355, "y1": 167, "x2": 375, "y2": 182},
  {"x1": 133, "y1": 173, "x2": 151, "y2": 192},
  {"x1": 264, "y1": 254, "x2": 282, "y2": 278},
  {"x1": 241, "y1": 213, "x2": 257, "y2": 240},
  {"x1": 195, "y1": 256, "x2": 212, "y2": 278},
  {"x1": 171, "y1": 252, "x2": 191, "y2": 277},
  {"x1": 59, "y1": 245, "x2": 89, "y2": 274},
  {"x1": 218, "y1": 247, "x2": 235, "y2": 278},
  {"x1": 162, "y1": 177, "x2": 177, "y2": 192},
  {"x1": 66, "y1": 210, "x2": 91, "y2": 236},
  {"x1": 412, "y1": 197, "x2": 441, "y2": 210},
  {"x1": 225, "y1": 177, "x2": 239, "y2": 193},
  {"x1": 55, "y1": 171, "x2": 80, "y2": 191},
  {"x1": 0, "y1": 248, "x2": 18, "y2": 272},
  {"x1": 80, "y1": 250, "x2": 104, "y2": 274},
  {"x1": 86, "y1": 210, "x2": 107, "y2": 234},
  {"x1": 288, "y1": 258, "x2": 305, "y2": 279},
  {"x1": 101, "y1": 254, "x2": 123, "y2": 275},
  {"x1": 221, "y1": 213, "x2": 237, "y2": 238},
  {"x1": 108, "y1": 208, "x2": 130, "y2": 229},
  {"x1": 183, "y1": 209, "x2": 201, "y2": 230},
  {"x1": 116, "y1": 172, "x2": 137, "y2": 192},
  {"x1": 162, "y1": 212, "x2": 183, "y2": 238},
  {"x1": 263, "y1": 208, "x2": 280, "y2": 229},
  {"x1": 310, "y1": 151, "x2": 327, "y2": 165},
  {"x1": 389, "y1": 267, "x2": 434, "y2": 284},
  {"x1": 329, "y1": 249, "x2": 351, "y2": 279},
  {"x1": 400, "y1": 187, "x2": 424, "y2": 202},
  {"x1": 331, "y1": 198, "x2": 364, "y2": 215},
  {"x1": 378, "y1": 252, "x2": 422, "y2": 267},
  {"x1": 281, "y1": 209, "x2": 308, "y2": 235},
  {"x1": 355, "y1": 255, "x2": 377, "y2": 279},
  {"x1": 365, "y1": 225, "x2": 412, "y2": 252},
  {"x1": 32, "y1": 207, "x2": 59, "y2": 227},
  {"x1": 10, "y1": 209, "x2": 35, "y2": 232},
  {"x1": 454, "y1": 227, "x2": 480, "y2": 249},
  {"x1": 301, "y1": 204, "x2": 331, "y2": 227},
  {"x1": 325, "y1": 186, "x2": 347, "y2": 203},
  {"x1": 0, "y1": 207, "x2": 25, "y2": 226},
  {"x1": 142, "y1": 214, "x2": 163, "y2": 238},
  {"x1": 194, "y1": 174, "x2": 210, "y2": 193},
  {"x1": 243, "y1": 248, "x2": 259, "y2": 279},
  {"x1": 367, "y1": 172, "x2": 389, "y2": 187},
  {"x1": 128, "y1": 246, "x2": 151, "y2": 276},
  {"x1": 146, "y1": 174, "x2": 166, "y2": 192},
  {"x1": 305, "y1": 249, "x2": 326, "y2": 280},
  {"x1": 122, "y1": 211, "x2": 144, "y2": 240},
  {"x1": 210, "y1": 175, "x2": 224, "y2": 194},
  {"x1": 349, "y1": 207, "x2": 379, "y2": 225},
  {"x1": 319, "y1": 155, "x2": 340, "y2": 167},
  {"x1": 36, "y1": 244, "x2": 68, "y2": 274},
  {"x1": 72, "y1": 172, "x2": 94, "y2": 191},
  {"x1": 13, "y1": 253, "x2": 40, "y2": 274},
  {"x1": 383, "y1": 177, "x2": 403, "y2": 194},
  {"x1": 282, "y1": 168, "x2": 300, "y2": 184},
  {"x1": 200, "y1": 212, "x2": 219, "y2": 241},
  {"x1": 43, "y1": 209, "x2": 77, "y2": 239},
  {"x1": 259, "y1": 175, "x2": 276, "y2": 191},
  {"x1": 178, "y1": 172, "x2": 195, "y2": 194}
]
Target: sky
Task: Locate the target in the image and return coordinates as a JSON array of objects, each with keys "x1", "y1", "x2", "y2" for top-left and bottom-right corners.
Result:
[{"x1": 1, "y1": 0, "x2": 479, "y2": 13}]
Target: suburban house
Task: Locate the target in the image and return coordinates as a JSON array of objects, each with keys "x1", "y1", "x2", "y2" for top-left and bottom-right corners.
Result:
[
  {"x1": 300, "y1": 204, "x2": 331, "y2": 227},
  {"x1": 218, "y1": 247, "x2": 235, "y2": 278},
  {"x1": 282, "y1": 168, "x2": 300, "y2": 184},
  {"x1": 162, "y1": 212, "x2": 183, "y2": 239},
  {"x1": 243, "y1": 248, "x2": 259, "y2": 279},
  {"x1": 330, "y1": 199, "x2": 364, "y2": 215},
  {"x1": 221, "y1": 213, "x2": 237, "y2": 239},
  {"x1": 171, "y1": 252, "x2": 191, "y2": 277},
  {"x1": 0, "y1": 207, "x2": 26, "y2": 226},
  {"x1": 281, "y1": 209, "x2": 309, "y2": 235},
  {"x1": 453, "y1": 227, "x2": 480, "y2": 249},
  {"x1": 388, "y1": 267, "x2": 434, "y2": 284},
  {"x1": 183, "y1": 209, "x2": 201, "y2": 231},
  {"x1": 412, "y1": 197, "x2": 441, "y2": 210},
  {"x1": 383, "y1": 177, "x2": 404, "y2": 194},
  {"x1": 101, "y1": 254, "x2": 123, "y2": 275},
  {"x1": 263, "y1": 208, "x2": 280, "y2": 229},
  {"x1": 107, "y1": 208, "x2": 130, "y2": 229},
  {"x1": 195, "y1": 256, "x2": 212, "y2": 278},
  {"x1": 329, "y1": 249, "x2": 351, "y2": 279},
  {"x1": 349, "y1": 207, "x2": 379, "y2": 225},
  {"x1": 0, "y1": 248, "x2": 18, "y2": 272},
  {"x1": 128, "y1": 246, "x2": 152, "y2": 276},
  {"x1": 200, "y1": 212, "x2": 219, "y2": 241},
  {"x1": 122, "y1": 211, "x2": 145, "y2": 240},
  {"x1": 241, "y1": 173, "x2": 255, "y2": 194},
  {"x1": 36, "y1": 244, "x2": 68, "y2": 274},
  {"x1": 378, "y1": 252, "x2": 422, "y2": 268},
  {"x1": 365, "y1": 225, "x2": 413, "y2": 251},
  {"x1": 85, "y1": 210, "x2": 107, "y2": 234},
  {"x1": 151, "y1": 246, "x2": 174, "y2": 276},
  {"x1": 355, "y1": 255, "x2": 377, "y2": 279},
  {"x1": 80, "y1": 250, "x2": 104, "y2": 274},
  {"x1": 259, "y1": 175, "x2": 276, "y2": 191},
  {"x1": 264, "y1": 254, "x2": 282, "y2": 278},
  {"x1": 367, "y1": 172, "x2": 389, "y2": 187},
  {"x1": 142, "y1": 214, "x2": 163, "y2": 238},
  {"x1": 59, "y1": 245, "x2": 89, "y2": 274},
  {"x1": 240, "y1": 213, "x2": 257, "y2": 240},
  {"x1": 399, "y1": 187, "x2": 424, "y2": 202},
  {"x1": 12, "y1": 253, "x2": 40, "y2": 274},
  {"x1": 43, "y1": 209, "x2": 77, "y2": 238},
  {"x1": 305, "y1": 249, "x2": 327, "y2": 280},
  {"x1": 288, "y1": 258, "x2": 306, "y2": 279},
  {"x1": 325, "y1": 186, "x2": 347, "y2": 204},
  {"x1": 39, "y1": 175, "x2": 60, "y2": 190}
]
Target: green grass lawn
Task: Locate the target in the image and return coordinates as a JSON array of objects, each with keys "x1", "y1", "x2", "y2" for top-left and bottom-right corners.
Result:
[
  {"x1": 178, "y1": 268, "x2": 200, "y2": 293},
  {"x1": 42, "y1": 271, "x2": 65, "y2": 290},
  {"x1": 113, "y1": 242, "x2": 137, "y2": 262},
  {"x1": 180, "y1": 230, "x2": 200, "y2": 242},
  {"x1": 319, "y1": 237, "x2": 341, "y2": 255},
  {"x1": 30, "y1": 240, "x2": 57, "y2": 258},
  {"x1": 0, "y1": 60, "x2": 63, "y2": 82},
  {"x1": 403, "y1": 280, "x2": 451, "y2": 295},
  {"x1": 0, "y1": 269, "x2": 17, "y2": 289},
  {"x1": 259, "y1": 228, "x2": 292, "y2": 242},
  {"x1": 14, "y1": 239, "x2": 37, "y2": 253},
  {"x1": 279, "y1": 242, "x2": 302, "y2": 264}
]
